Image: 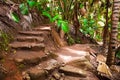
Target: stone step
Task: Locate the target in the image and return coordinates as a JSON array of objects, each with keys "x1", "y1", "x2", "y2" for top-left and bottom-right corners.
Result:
[
  {"x1": 23, "y1": 63, "x2": 98, "y2": 80},
  {"x1": 19, "y1": 31, "x2": 44, "y2": 36},
  {"x1": 9, "y1": 42, "x2": 45, "y2": 51},
  {"x1": 23, "y1": 59, "x2": 60, "y2": 80},
  {"x1": 11, "y1": 51, "x2": 47, "y2": 65},
  {"x1": 15, "y1": 36, "x2": 44, "y2": 43},
  {"x1": 33, "y1": 26, "x2": 51, "y2": 31},
  {"x1": 59, "y1": 65, "x2": 87, "y2": 77}
]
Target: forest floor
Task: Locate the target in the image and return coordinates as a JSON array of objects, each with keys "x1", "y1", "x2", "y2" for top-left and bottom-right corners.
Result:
[{"x1": 0, "y1": 25, "x2": 120, "y2": 80}]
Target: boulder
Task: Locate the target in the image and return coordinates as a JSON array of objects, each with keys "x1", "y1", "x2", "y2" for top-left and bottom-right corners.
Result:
[{"x1": 60, "y1": 65, "x2": 87, "y2": 77}]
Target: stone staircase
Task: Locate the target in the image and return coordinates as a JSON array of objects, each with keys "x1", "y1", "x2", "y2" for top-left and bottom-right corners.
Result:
[
  {"x1": 9, "y1": 26, "x2": 59, "y2": 80},
  {"x1": 8, "y1": 26, "x2": 100, "y2": 80},
  {"x1": 9, "y1": 26, "x2": 52, "y2": 64}
]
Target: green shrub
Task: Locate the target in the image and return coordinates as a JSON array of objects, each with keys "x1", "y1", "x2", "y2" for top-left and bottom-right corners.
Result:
[{"x1": 0, "y1": 31, "x2": 13, "y2": 52}]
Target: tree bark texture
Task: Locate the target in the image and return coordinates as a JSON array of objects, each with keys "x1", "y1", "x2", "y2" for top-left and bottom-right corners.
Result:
[
  {"x1": 73, "y1": 1, "x2": 80, "y2": 37},
  {"x1": 106, "y1": 0, "x2": 120, "y2": 66},
  {"x1": 103, "y1": 0, "x2": 109, "y2": 52}
]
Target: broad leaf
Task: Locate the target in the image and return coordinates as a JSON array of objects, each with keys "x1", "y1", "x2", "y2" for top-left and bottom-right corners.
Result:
[
  {"x1": 19, "y1": 3, "x2": 25, "y2": 10},
  {"x1": 45, "y1": 7, "x2": 50, "y2": 11},
  {"x1": 11, "y1": 12, "x2": 20, "y2": 23},
  {"x1": 36, "y1": 2, "x2": 42, "y2": 11},
  {"x1": 80, "y1": 4, "x2": 84, "y2": 8},
  {"x1": 42, "y1": 11, "x2": 52, "y2": 22},
  {"x1": 28, "y1": 1, "x2": 36, "y2": 8},
  {"x1": 52, "y1": 14, "x2": 61, "y2": 22},
  {"x1": 57, "y1": 20, "x2": 62, "y2": 27},
  {"x1": 21, "y1": 8, "x2": 29, "y2": 15},
  {"x1": 83, "y1": 19, "x2": 88, "y2": 25},
  {"x1": 61, "y1": 21, "x2": 69, "y2": 33},
  {"x1": 19, "y1": 3, "x2": 29, "y2": 15}
]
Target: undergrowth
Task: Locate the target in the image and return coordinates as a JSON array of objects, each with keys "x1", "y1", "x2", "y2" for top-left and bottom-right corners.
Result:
[{"x1": 0, "y1": 30, "x2": 13, "y2": 52}]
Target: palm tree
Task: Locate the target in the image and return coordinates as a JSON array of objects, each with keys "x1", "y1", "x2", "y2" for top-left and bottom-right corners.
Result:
[{"x1": 106, "y1": 0, "x2": 120, "y2": 66}]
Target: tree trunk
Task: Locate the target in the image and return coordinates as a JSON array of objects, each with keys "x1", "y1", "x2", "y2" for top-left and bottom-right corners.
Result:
[
  {"x1": 106, "y1": 0, "x2": 120, "y2": 66},
  {"x1": 103, "y1": 0, "x2": 109, "y2": 53},
  {"x1": 73, "y1": 1, "x2": 80, "y2": 37}
]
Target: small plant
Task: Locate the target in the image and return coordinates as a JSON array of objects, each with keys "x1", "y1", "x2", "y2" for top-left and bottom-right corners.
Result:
[
  {"x1": 80, "y1": 16, "x2": 96, "y2": 38},
  {"x1": 116, "y1": 46, "x2": 120, "y2": 59},
  {"x1": 116, "y1": 51, "x2": 120, "y2": 59},
  {"x1": 10, "y1": 12, "x2": 20, "y2": 23},
  {"x1": 0, "y1": 31, "x2": 13, "y2": 52},
  {"x1": 42, "y1": 11, "x2": 69, "y2": 33},
  {"x1": 10, "y1": 0, "x2": 38, "y2": 23},
  {"x1": 67, "y1": 34, "x2": 75, "y2": 45},
  {"x1": 18, "y1": 64, "x2": 25, "y2": 69},
  {"x1": 80, "y1": 15, "x2": 102, "y2": 41}
]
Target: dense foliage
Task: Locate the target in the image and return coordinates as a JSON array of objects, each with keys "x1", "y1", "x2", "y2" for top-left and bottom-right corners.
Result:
[{"x1": 1, "y1": 0, "x2": 120, "y2": 63}]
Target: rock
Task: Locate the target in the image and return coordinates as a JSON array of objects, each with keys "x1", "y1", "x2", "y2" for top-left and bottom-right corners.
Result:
[
  {"x1": 60, "y1": 65, "x2": 87, "y2": 77},
  {"x1": 0, "y1": 53, "x2": 4, "y2": 59},
  {"x1": 57, "y1": 46, "x2": 90, "y2": 63},
  {"x1": 12, "y1": 51, "x2": 50, "y2": 65},
  {"x1": 33, "y1": 26, "x2": 51, "y2": 31},
  {"x1": 27, "y1": 68, "x2": 46, "y2": 80},
  {"x1": 53, "y1": 72, "x2": 61, "y2": 79},
  {"x1": 22, "y1": 72, "x2": 31, "y2": 80},
  {"x1": 96, "y1": 54, "x2": 106, "y2": 62},
  {"x1": 86, "y1": 72, "x2": 100, "y2": 80},
  {"x1": 0, "y1": 64, "x2": 7, "y2": 80},
  {"x1": 63, "y1": 72, "x2": 99, "y2": 80},
  {"x1": 16, "y1": 36, "x2": 44, "y2": 43},
  {"x1": 19, "y1": 31, "x2": 44, "y2": 36},
  {"x1": 67, "y1": 57, "x2": 94, "y2": 71},
  {"x1": 97, "y1": 61, "x2": 112, "y2": 77},
  {"x1": 44, "y1": 59, "x2": 60, "y2": 72},
  {"x1": 110, "y1": 65, "x2": 120, "y2": 73},
  {"x1": 9, "y1": 42, "x2": 45, "y2": 51},
  {"x1": 24, "y1": 59, "x2": 60, "y2": 80},
  {"x1": 15, "y1": 58, "x2": 24, "y2": 63},
  {"x1": 64, "y1": 76, "x2": 82, "y2": 80},
  {"x1": 60, "y1": 78, "x2": 64, "y2": 80},
  {"x1": 49, "y1": 77, "x2": 56, "y2": 80}
]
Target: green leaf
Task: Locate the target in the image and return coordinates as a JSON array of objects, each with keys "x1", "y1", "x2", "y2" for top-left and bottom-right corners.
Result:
[
  {"x1": 42, "y1": 11, "x2": 52, "y2": 22},
  {"x1": 90, "y1": 20, "x2": 95, "y2": 24},
  {"x1": 21, "y1": 8, "x2": 29, "y2": 15},
  {"x1": 80, "y1": 4, "x2": 84, "y2": 8},
  {"x1": 57, "y1": 20, "x2": 62, "y2": 27},
  {"x1": 45, "y1": 7, "x2": 50, "y2": 11},
  {"x1": 28, "y1": 1, "x2": 37, "y2": 8},
  {"x1": 36, "y1": 2, "x2": 42, "y2": 11},
  {"x1": 61, "y1": 21, "x2": 69, "y2": 33},
  {"x1": 28, "y1": 1, "x2": 36, "y2": 8},
  {"x1": 19, "y1": 3, "x2": 25, "y2": 10},
  {"x1": 11, "y1": 12, "x2": 20, "y2": 23},
  {"x1": 83, "y1": 19, "x2": 88, "y2": 25},
  {"x1": 19, "y1": 3, "x2": 29, "y2": 15},
  {"x1": 116, "y1": 51, "x2": 120, "y2": 59},
  {"x1": 52, "y1": 14, "x2": 60, "y2": 22}
]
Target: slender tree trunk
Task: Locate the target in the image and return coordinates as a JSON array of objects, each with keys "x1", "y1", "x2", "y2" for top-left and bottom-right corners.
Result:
[
  {"x1": 106, "y1": 0, "x2": 120, "y2": 66},
  {"x1": 73, "y1": 1, "x2": 80, "y2": 37},
  {"x1": 103, "y1": 0, "x2": 109, "y2": 53}
]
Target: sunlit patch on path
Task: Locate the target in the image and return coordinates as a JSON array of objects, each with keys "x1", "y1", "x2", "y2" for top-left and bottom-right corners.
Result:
[{"x1": 57, "y1": 45, "x2": 90, "y2": 63}]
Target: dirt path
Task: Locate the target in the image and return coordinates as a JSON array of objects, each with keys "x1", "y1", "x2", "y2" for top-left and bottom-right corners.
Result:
[{"x1": 1, "y1": 25, "x2": 116, "y2": 80}]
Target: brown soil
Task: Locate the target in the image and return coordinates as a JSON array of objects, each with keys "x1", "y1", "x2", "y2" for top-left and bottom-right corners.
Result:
[
  {"x1": 1, "y1": 53, "x2": 22, "y2": 80},
  {"x1": 0, "y1": 25, "x2": 57, "y2": 80}
]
